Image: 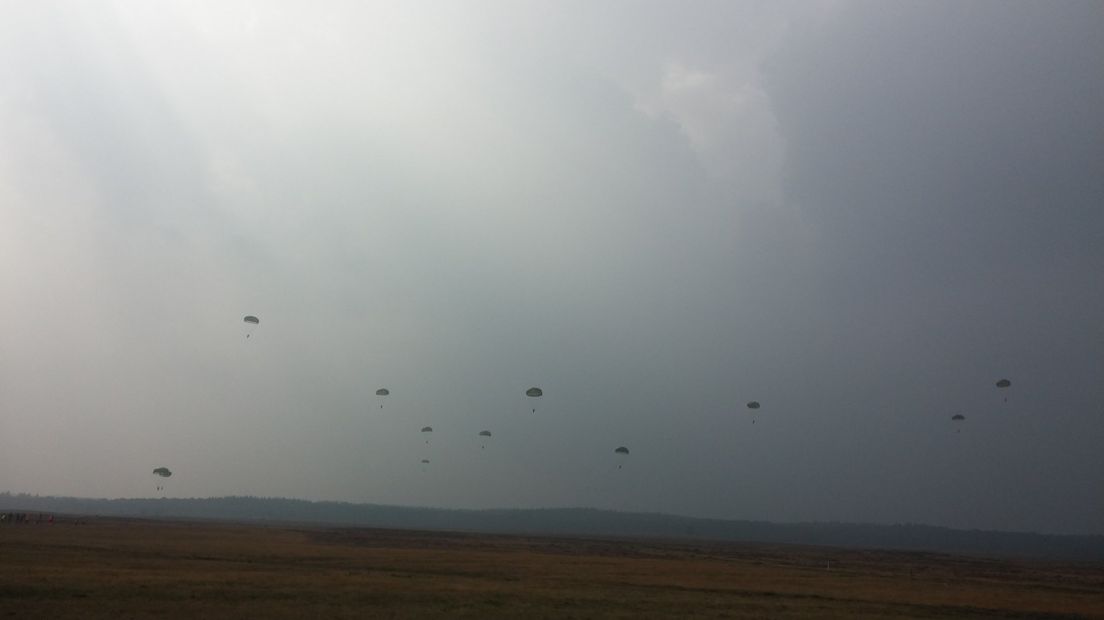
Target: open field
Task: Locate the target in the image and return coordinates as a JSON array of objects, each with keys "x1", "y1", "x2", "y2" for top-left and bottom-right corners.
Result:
[{"x1": 1, "y1": 517, "x2": 1102, "y2": 618}]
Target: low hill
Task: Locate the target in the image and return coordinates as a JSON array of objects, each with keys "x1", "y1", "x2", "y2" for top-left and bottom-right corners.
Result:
[{"x1": 2, "y1": 492, "x2": 1101, "y2": 561}]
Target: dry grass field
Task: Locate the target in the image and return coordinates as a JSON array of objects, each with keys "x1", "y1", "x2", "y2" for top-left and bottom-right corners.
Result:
[{"x1": 1, "y1": 517, "x2": 1102, "y2": 618}]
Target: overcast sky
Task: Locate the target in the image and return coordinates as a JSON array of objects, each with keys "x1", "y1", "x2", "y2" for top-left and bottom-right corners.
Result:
[{"x1": 1, "y1": 1, "x2": 1101, "y2": 535}]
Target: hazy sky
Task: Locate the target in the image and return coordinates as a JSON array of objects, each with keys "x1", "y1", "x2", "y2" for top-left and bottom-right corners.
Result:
[{"x1": 2, "y1": 1, "x2": 1101, "y2": 535}]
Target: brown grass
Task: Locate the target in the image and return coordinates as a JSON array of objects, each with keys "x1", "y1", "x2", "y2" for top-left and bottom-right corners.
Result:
[{"x1": 1, "y1": 517, "x2": 1101, "y2": 618}]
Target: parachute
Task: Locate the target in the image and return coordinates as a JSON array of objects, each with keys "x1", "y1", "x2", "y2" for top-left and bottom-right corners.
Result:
[
  {"x1": 421, "y1": 426, "x2": 433, "y2": 444},
  {"x1": 243, "y1": 315, "x2": 259, "y2": 338},
  {"x1": 376, "y1": 388, "x2": 390, "y2": 409},
  {"x1": 951, "y1": 413, "x2": 965, "y2": 433},
  {"x1": 421, "y1": 459, "x2": 430, "y2": 464},
  {"x1": 525, "y1": 387, "x2": 543, "y2": 412},
  {"x1": 996, "y1": 378, "x2": 1011, "y2": 403},
  {"x1": 614, "y1": 446, "x2": 629, "y2": 469},
  {"x1": 478, "y1": 429, "x2": 492, "y2": 449},
  {"x1": 152, "y1": 467, "x2": 172, "y2": 494},
  {"x1": 747, "y1": 400, "x2": 762, "y2": 423}
]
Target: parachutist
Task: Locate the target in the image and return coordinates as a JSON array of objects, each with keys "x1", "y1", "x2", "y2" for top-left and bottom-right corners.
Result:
[
  {"x1": 614, "y1": 446, "x2": 629, "y2": 469},
  {"x1": 243, "y1": 315, "x2": 259, "y2": 338},
  {"x1": 526, "y1": 387, "x2": 542, "y2": 412}
]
